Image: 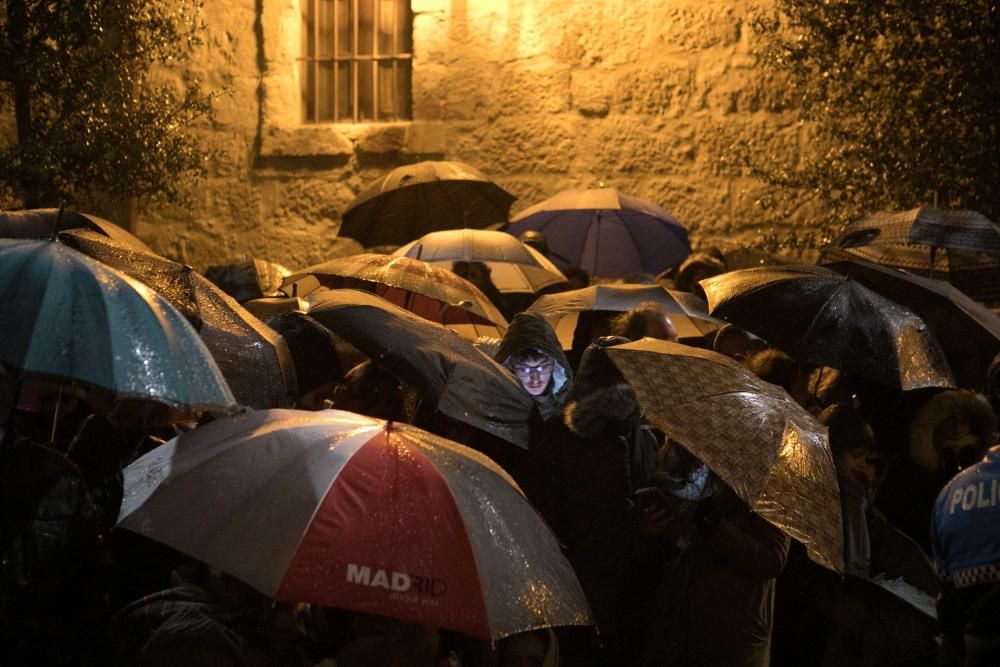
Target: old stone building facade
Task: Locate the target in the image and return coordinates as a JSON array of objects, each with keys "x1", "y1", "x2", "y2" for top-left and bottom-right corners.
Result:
[{"x1": 135, "y1": 0, "x2": 804, "y2": 270}]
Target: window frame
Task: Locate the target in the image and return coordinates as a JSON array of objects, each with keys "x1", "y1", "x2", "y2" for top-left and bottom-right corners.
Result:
[{"x1": 300, "y1": 0, "x2": 414, "y2": 124}]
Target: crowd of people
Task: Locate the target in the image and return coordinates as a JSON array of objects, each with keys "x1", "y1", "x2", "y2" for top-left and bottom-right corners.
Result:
[{"x1": 1, "y1": 228, "x2": 999, "y2": 667}]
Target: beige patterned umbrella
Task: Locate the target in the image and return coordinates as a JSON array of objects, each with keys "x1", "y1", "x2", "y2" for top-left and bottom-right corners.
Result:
[{"x1": 606, "y1": 337, "x2": 845, "y2": 574}]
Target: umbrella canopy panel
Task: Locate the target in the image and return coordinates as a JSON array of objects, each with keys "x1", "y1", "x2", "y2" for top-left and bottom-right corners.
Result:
[
  {"x1": 0, "y1": 239, "x2": 236, "y2": 413},
  {"x1": 61, "y1": 229, "x2": 298, "y2": 409},
  {"x1": 839, "y1": 207, "x2": 1000, "y2": 254},
  {"x1": 0, "y1": 208, "x2": 154, "y2": 252},
  {"x1": 284, "y1": 254, "x2": 508, "y2": 333},
  {"x1": 606, "y1": 338, "x2": 844, "y2": 573},
  {"x1": 394, "y1": 229, "x2": 567, "y2": 294},
  {"x1": 339, "y1": 161, "x2": 516, "y2": 248},
  {"x1": 118, "y1": 409, "x2": 593, "y2": 640},
  {"x1": 507, "y1": 188, "x2": 691, "y2": 279},
  {"x1": 307, "y1": 289, "x2": 534, "y2": 449},
  {"x1": 527, "y1": 283, "x2": 724, "y2": 347},
  {"x1": 824, "y1": 259, "x2": 1000, "y2": 388},
  {"x1": 701, "y1": 265, "x2": 956, "y2": 391}
]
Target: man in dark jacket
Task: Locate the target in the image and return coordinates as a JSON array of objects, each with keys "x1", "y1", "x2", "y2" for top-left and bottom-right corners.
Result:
[
  {"x1": 495, "y1": 313, "x2": 573, "y2": 424},
  {"x1": 540, "y1": 337, "x2": 658, "y2": 666}
]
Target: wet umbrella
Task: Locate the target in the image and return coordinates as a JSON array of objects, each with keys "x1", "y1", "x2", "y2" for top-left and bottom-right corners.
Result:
[
  {"x1": 0, "y1": 207, "x2": 153, "y2": 252},
  {"x1": 836, "y1": 207, "x2": 1000, "y2": 255},
  {"x1": 307, "y1": 289, "x2": 535, "y2": 449},
  {"x1": 700, "y1": 265, "x2": 955, "y2": 391},
  {"x1": 284, "y1": 254, "x2": 508, "y2": 341},
  {"x1": 117, "y1": 409, "x2": 593, "y2": 640},
  {"x1": 824, "y1": 259, "x2": 1000, "y2": 388},
  {"x1": 0, "y1": 238, "x2": 236, "y2": 413},
  {"x1": 60, "y1": 229, "x2": 298, "y2": 409},
  {"x1": 203, "y1": 257, "x2": 291, "y2": 303},
  {"x1": 820, "y1": 242, "x2": 1000, "y2": 304},
  {"x1": 339, "y1": 161, "x2": 516, "y2": 248},
  {"x1": 506, "y1": 188, "x2": 691, "y2": 279},
  {"x1": 605, "y1": 338, "x2": 844, "y2": 573},
  {"x1": 526, "y1": 283, "x2": 725, "y2": 348},
  {"x1": 393, "y1": 229, "x2": 567, "y2": 294}
]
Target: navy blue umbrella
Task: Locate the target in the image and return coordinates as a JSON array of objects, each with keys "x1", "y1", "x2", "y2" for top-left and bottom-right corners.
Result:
[{"x1": 507, "y1": 188, "x2": 691, "y2": 279}]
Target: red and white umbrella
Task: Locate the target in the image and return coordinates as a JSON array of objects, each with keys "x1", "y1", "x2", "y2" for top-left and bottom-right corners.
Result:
[{"x1": 117, "y1": 409, "x2": 592, "y2": 640}]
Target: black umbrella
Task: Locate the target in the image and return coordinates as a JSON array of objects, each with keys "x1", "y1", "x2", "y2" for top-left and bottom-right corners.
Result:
[
  {"x1": 820, "y1": 243, "x2": 1000, "y2": 304},
  {"x1": 824, "y1": 259, "x2": 1000, "y2": 388},
  {"x1": 0, "y1": 207, "x2": 153, "y2": 251},
  {"x1": 307, "y1": 289, "x2": 535, "y2": 448},
  {"x1": 339, "y1": 161, "x2": 516, "y2": 248},
  {"x1": 837, "y1": 207, "x2": 1000, "y2": 254},
  {"x1": 60, "y1": 229, "x2": 298, "y2": 409},
  {"x1": 700, "y1": 265, "x2": 955, "y2": 391}
]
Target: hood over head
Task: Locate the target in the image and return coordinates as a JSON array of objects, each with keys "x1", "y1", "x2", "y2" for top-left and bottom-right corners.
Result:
[{"x1": 496, "y1": 312, "x2": 572, "y2": 419}]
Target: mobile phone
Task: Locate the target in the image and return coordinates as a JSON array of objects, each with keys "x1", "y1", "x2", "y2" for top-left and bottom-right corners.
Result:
[{"x1": 635, "y1": 486, "x2": 673, "y2": 515}]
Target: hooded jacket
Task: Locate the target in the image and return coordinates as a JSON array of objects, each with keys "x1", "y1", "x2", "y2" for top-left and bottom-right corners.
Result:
[{"x1": 495, "y1": 313, "x2": 573, "y2": 421}]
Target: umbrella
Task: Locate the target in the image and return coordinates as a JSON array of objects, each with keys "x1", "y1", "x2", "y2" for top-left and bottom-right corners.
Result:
[
  {"x1": 824, "y1": 259, "x2": 1000, "y2": 388},
  {"x1": 700, "y1": 265, "x2": 955, "y2": 391},
  {"x1": 605, "y1": 338, "x2": 844, "y2": 573},
  {"x1": 59, "y1": 229, "x2": 298, "y2": 409},
  {"x1": 203, "y1": 258, "x2": 291, "y2": 303},
  {"x1": 339, "y1": 161, "x2": 516, "y2": 248},
  {"x1": 284, "y1": 254, "x2": 508, "y2": 341},
  {"x1": 117, "y1": 409, "x2": 593, "y2": 640},
  {"x1": 0, "y1": 238, "x2": 236, "y2": 413},
  {"x1": 506, "y1": 188, "x2": 691, "y2": 279},
  {"x1": 0, "y1": 207, "x2": 153, "y2": 252},
  {"x1": 836, "y1": 207, "x2": 1000, "y2": 255},
  {"x1": 526, "y1": 284, "x2": 725, "y2": 348},
  {"x1": 393, "y1": 229, "x2": 567, "y2": 294},
  {"x1": 307, "y1": 289, "x2": 535, "y2": 449},
  {"x1": 820, "y1": 243, "x2": 1000, "y2": 304}
]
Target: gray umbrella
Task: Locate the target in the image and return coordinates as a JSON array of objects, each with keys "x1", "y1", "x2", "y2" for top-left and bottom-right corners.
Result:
[{"x1": 307, "y1": 289, "x2": 535, "y2": 448}]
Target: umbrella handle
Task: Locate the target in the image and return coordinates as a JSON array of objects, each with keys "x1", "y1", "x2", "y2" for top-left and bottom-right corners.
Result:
[{"x1": 50, "y1": 202, "x2": 66, "y2": 241}]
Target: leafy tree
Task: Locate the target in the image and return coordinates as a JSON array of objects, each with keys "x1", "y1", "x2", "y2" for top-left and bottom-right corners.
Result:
[
  {"x1": 0, "y1": 0, "x2": 216, "y2": 209},
  {"x1": 727, "y1": 0, "x2": 1000, "y2": 250}
]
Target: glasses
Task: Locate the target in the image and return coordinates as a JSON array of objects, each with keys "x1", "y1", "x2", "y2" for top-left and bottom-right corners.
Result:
[{"x1": 512, "y1": 362, "x2": 553, "y2": 379}]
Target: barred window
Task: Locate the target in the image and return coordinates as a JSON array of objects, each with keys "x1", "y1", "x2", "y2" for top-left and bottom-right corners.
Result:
[{"x1": 300, "y1": 0, "x2": 413, "y2": 123}]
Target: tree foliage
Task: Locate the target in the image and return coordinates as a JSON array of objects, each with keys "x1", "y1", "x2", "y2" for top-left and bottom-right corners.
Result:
[
  {"x1": 0, "y1": 0, "x2": 217, "y2": 208},
  {"x1": 730, "y1": 0, "x2": 1000, "y2": 250}
]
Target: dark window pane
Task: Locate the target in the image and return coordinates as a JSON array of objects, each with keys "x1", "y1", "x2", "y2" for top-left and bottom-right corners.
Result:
[
  {"x1": 302, "y1": 0, "x2": 314, "y2": 58},
  {"x1": 317, "y1": 61, "x2": 334, "y2": 121},
  {"x1": 378, "y1": 61, "x2": 395, "y2": 118},
  {"x1": 378, "y1": 0, "x2": 394, "y2": 55},
  {"x1": 397, "y1": 0, "x2": 412, "y2": 53},
  {"x1": 358, "y1": 0, "x2": 374, "y2": 55},
  {"x1": 358, "y1": 60, "x2": 374, "y2": 120},
  {"x1": 336, "y1": 0, "x2": 352, "y2": 55},
  {"x1": 337, "y1": 61, "x2": 352, "y2": 120},
  {"x1": 317, "y1": 0, "x2": 334, "y2": 58}
]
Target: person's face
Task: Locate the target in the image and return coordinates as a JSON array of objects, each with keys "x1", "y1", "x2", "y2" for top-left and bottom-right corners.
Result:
[
  {"x1": 499, "y1": 631, "x2": 546, "y2": 667},
  {"x1": 835, "y1": 446, "x2": 882, "y2": 496},
  {"x1": 512, "y1": 356, "x2": 553, "y2": 396}
]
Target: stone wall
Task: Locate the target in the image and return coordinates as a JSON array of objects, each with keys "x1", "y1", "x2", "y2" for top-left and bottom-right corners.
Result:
[{"x1": 134, "y1": 0, "x2": 808, "y2": 270}]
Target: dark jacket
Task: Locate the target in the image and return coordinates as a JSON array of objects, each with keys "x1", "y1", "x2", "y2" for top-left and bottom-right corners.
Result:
[
  {"x1": 643, "y1": 486, "x2": 790, "y2": 667},
  {"x1": 540, "y1": 341, "x2": 657, "y2": 665},
  {"x1": 495, "y1": 312, "x2": 573, "y2": 423}
]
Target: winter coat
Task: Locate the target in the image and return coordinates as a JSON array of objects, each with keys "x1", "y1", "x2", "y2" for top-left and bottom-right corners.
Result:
[
  {"x1": 495, "y1": 312, "x2": 573, "y2": 422},
  {"x1": 878, "y1": 390, "x2": 995, "y2": 551},
  {"x1": 643, "y1": 486, "x2": 789, "y2": 667},
  {"x1": 540, "y1": 366, "x2": 657, "y2": 665}
]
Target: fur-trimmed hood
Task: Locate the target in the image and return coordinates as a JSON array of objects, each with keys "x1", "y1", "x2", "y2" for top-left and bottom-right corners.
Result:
[
  {"x1": 564, "y1": 382, "x2": 641, "y2": 440},
  {"x1": 909, "y1": 389, "x2": 996, "y2": 472}
]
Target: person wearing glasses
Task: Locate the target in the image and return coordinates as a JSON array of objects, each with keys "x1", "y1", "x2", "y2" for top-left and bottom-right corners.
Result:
[{"x1": 495, "y1": 313, "x2": 573, "y2": 423}]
